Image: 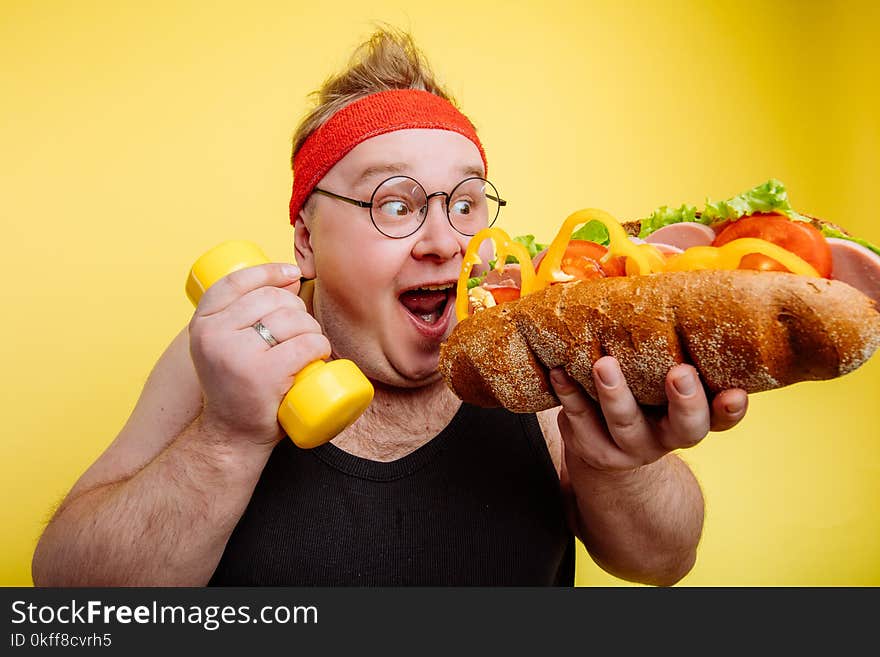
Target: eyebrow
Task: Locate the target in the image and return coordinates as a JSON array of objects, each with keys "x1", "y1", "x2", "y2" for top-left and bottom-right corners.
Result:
[
  {"x1": 354, "y1": 163, "x2": 409, "y2": 188},
  {"x1": 458, "y1": 164, "x2": 486, "y2": 179},
  {"x1": 353, "y1": 162, "x2": 486, "y2": 190}
]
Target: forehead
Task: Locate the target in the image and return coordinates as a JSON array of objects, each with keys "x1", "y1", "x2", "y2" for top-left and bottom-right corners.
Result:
[{"x1": 322, "y1": 128, "x2": 485, "y2": 191}]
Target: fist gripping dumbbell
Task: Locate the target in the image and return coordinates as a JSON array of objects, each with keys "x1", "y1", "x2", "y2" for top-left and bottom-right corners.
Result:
[{"x1": 185, "y1": 240, "x2": 374, "y2": 448}]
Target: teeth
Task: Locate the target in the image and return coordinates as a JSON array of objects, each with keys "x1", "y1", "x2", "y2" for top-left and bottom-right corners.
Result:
[
  {"x1": 414, "y1": 283, "x2": 454, "y2": 292},
  {"x1": 419, "y1": 314, "x2": 435, "y2": 322}
]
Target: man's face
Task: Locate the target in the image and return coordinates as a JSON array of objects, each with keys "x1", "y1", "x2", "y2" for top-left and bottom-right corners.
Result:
[{"x1": 295, "y1": 128, "x2": 494, "y2": 388}]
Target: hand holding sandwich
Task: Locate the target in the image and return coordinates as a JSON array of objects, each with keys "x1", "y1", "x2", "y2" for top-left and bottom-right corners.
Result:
[
  {"x1": 547, "y1": 358, "x2": 747, "y2": 586},
  {"x1": 549, "y1": 358, "x2": 747, "y2": 474}
]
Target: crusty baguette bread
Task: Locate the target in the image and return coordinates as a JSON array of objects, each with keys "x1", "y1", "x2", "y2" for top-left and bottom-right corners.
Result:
[{"x1": 438, "y1": 270, "x2": 880, "y2": 412}]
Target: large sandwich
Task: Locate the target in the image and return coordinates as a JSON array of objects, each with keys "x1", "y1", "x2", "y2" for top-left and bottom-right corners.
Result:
[{"x1": 438, "y1": 180, "x2": 880, "y2": 412}]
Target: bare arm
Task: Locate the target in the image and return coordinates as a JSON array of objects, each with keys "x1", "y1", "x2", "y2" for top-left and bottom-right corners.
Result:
[
  {"x1": 539, "y1": 406, "x2": 703, "y2": 586},
  {"x1": 539, "y1": 356, "x2": 748, "y2": 586},
  {"x1": 568, "y1": 449, "x2": 704, "y2": 586},
  {"x1": 32, "y1": 263, "x2": 329, "y2": 586}
]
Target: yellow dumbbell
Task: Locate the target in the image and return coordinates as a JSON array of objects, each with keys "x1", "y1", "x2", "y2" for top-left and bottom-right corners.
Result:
[{"x1": 185, "y1": 240, "x2": 374, "y2": 448}]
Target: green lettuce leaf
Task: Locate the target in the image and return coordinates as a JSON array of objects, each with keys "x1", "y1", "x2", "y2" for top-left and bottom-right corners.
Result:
[
  {"x1": 638, "y1": 179, "x2": 812, "y2": 238},
  {"x1": 820, "y1": 225, "x2": 880, "y2": 257},
  {"x1": 638, "y1": 204, "x2": 701, "y2": 238},
  {"x1": 570, "y1": 220, "x2": 610, "y2": 246},
  {"x1": 702, "y1": 178, "x2": 805, "y2": 223},
  {"x1": 513, "y1": 234, "x2": 549, "y2": 259},
  {"x1": 466, "y1": 273, "x2": 488, "y2": 289},
  {"x1": 490, "y1": 234, "x2": 550, "y2": 267}
]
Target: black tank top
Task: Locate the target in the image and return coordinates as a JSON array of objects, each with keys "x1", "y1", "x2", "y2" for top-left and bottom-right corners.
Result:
[{"x1": 209, "y1": 403, "x2": 575, "y2": 586}]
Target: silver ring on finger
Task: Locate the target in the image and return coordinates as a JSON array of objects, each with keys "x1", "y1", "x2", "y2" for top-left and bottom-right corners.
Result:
[{"x1": 252, "y1": 320, "x2": 279, "y2": 347}]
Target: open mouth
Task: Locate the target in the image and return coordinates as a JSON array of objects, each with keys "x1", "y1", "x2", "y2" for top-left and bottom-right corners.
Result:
[{"x1": 398, "y1": 283, "x2": 456, "y2": 331}]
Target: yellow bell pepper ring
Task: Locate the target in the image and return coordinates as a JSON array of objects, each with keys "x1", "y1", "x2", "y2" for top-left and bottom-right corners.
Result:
[
  {"x1": 186, "y1": 240, "x2": 374, "y2": 448},
  {"x1": 534, "y1": 208, "x2": 658, "y2": 291},
  {"x1": 663, "y1": 237, "x2": 820, "y2": 277},
  {"x1": 456, "y1": 227, "x2": 538, "y2": 321}
]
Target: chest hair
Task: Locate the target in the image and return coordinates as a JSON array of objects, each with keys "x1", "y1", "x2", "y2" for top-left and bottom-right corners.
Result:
[{"x1": 330, "y1": 383, "x2": 462, "y2": 462}]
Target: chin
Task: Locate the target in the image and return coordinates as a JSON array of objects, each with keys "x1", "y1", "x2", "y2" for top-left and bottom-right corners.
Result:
[
  {"x1": 386, "y1": 348, "x2": 443, "y2": 387},
  {"x1": 392, "y1": 374, "x2": 442, "y2": 389}
]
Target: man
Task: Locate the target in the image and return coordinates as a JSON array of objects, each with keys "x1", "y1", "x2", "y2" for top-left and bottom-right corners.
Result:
[{"x1": 31, "y1": 29, "x2": 748, "y2": 587}]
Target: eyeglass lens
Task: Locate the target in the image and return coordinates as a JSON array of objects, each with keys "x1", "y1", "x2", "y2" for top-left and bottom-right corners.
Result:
[{"x1": 370, "y1": 176, "x2": 501, "y2": 237}]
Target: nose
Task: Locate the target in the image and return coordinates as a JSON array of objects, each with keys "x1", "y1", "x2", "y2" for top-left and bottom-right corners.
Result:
[{"x1": 411, "y1": 194, "x2": 463, "y2": 261}]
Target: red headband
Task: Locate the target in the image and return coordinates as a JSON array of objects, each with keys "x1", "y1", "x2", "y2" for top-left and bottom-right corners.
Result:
[{"x1": 289, "y1": 88, "x2": 487, "y2": 225}]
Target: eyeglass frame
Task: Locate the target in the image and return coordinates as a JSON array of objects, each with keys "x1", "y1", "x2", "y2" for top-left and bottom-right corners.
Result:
[{"x1": 311, "y1": 175, "x2": 506, "y2": 239}]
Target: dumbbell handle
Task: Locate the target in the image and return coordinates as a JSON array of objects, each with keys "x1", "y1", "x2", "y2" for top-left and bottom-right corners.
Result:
[{"x1": 185, "y1": 240, "x2": 374, "y2": 448}]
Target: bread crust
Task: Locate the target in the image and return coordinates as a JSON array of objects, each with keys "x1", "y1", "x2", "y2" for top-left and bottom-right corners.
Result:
[{"x1": 438, "y1": 270, "x2": 880, "y2": 411}]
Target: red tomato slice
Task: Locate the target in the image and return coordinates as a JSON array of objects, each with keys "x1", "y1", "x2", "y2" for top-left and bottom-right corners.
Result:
[
  {"x1": 536, "y1": 240, "x2": 626, "y2": 281},
  {"x1": 711, "y1": 213, "x2": 832, "y2": 278},
  {"x1": 488, "y1": 286, "x2": 520, "y2": 304}
]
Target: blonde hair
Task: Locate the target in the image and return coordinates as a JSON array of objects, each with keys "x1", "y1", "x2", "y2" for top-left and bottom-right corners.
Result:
[{"x1": 290, "y1": 26, "x2": 459, "y2": 167}]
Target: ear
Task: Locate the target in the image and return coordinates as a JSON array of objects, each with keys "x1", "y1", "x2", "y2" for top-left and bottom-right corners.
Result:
[{"x1": 293, "y1": 209, "x2": 317, "y2": 279}]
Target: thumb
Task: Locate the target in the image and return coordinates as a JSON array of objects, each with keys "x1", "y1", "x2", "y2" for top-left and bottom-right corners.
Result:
[{"x1": 279, "y1": 267, "x2": 303, "y2": 296}]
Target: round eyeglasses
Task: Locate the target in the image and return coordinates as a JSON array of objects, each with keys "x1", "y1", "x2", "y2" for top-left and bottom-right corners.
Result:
[{"x1": 312, "y1": 175, "x2": 506, "y2": 238}]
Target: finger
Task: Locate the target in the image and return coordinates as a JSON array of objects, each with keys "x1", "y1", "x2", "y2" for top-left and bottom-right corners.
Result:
[
  {"x1": 240, "y1": 305, "x2": 323, "y2": 350},
  {"x1": 591, "y1": 357, "x2": 660, "y2": 457},
  {"x1": 264, "y1": 332, "x2": 333, "y2": 382},
  {"x1": 709, "y1": 388, "x2": 749, "y2": 432},
  {"x1": 219, "y1": 285, "x2": 307, "y2": 330},
  {"x1": 549, "y1": 366, "x2": 598, "y2": 417},
  {"x1": 196, "y1": 263, "x2": 301, "y2": 316},
  {"x1": 278, "y1": 275, "x2": 304, "y2": 296},
  {"x1": 549, "y1": 367, "x2": 633, "y2": 472},
  {"x1": 657, "y1": 364, "x2": 711, "y2": 450}
]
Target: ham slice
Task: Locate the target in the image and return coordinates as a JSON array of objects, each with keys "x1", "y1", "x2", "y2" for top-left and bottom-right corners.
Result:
[
  {"x1": 482, "y1": 263, "x2": 522, "y2": 289},
  {"x1": 826, "y1": 237, "x2": 880, "y2": 306},
  {"x1": 647, "y1": 242, "x2": 684, "y2": 255},
  {"x1": 645, "y1": 222, "x2": 717, "y2": 250}
]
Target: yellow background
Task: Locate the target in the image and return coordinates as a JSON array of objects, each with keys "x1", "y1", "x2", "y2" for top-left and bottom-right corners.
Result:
[{"x1": 2, "y1": 0, "x2": 878, "y2": 586}]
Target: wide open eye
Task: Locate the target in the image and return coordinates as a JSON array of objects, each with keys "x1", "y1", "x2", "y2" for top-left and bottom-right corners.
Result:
[
  {"x1": 373, "y1": 177, "x2": 426, "y2": 221},
  {"x1": 377, "y1": 199, "x2": 413, "y2": 217},
  {"x1": 370, "y1": 176, "x2": 428, "y2": 237},
  {"x1": 451, "y1": 198, "x2": 474, "y2": 215}
]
